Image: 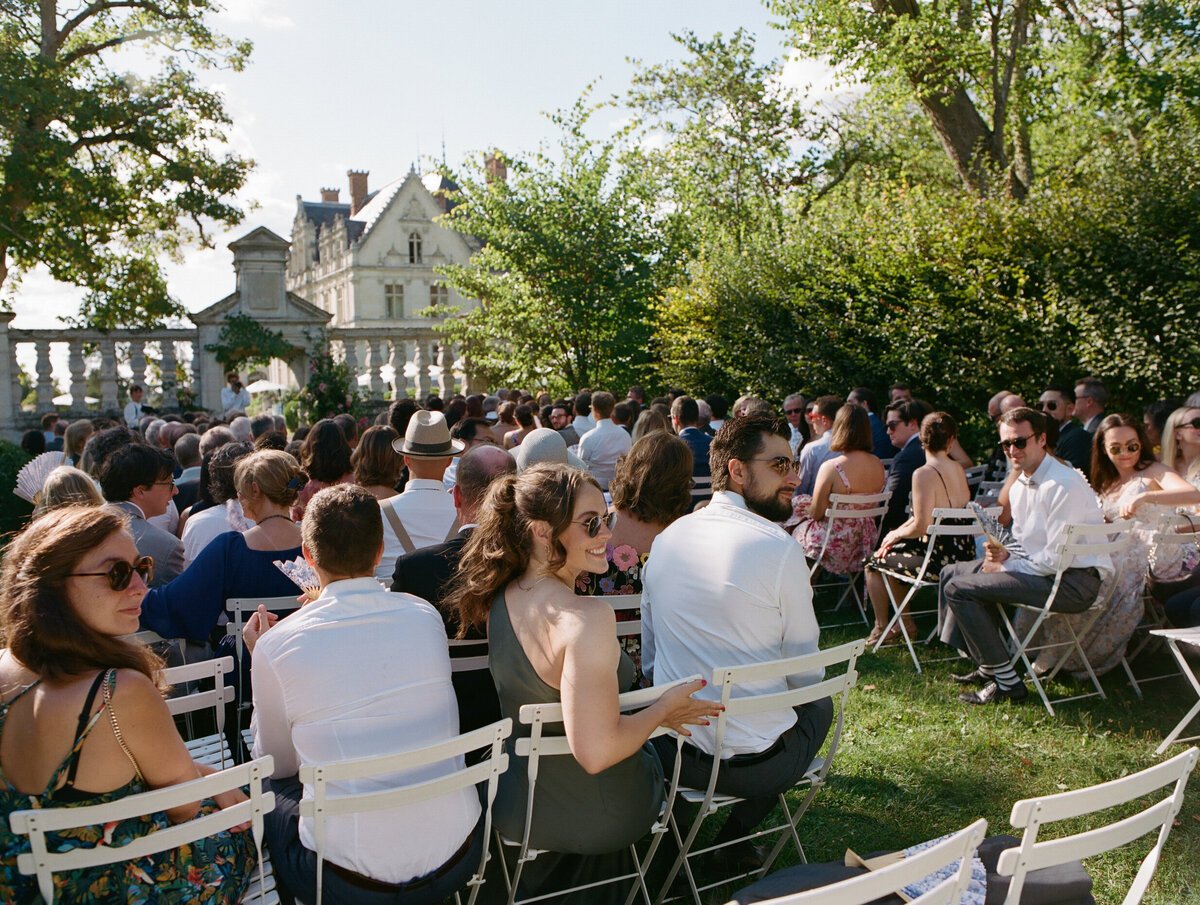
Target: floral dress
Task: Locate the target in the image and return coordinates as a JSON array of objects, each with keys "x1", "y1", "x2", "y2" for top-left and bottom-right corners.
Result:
[
  {"x1": 1015, "y1": 478, "x2": 1186, "y2": 677},
  {"x1": 0, "y1": 671, "x2": 258, "y2": 904},
  {"x1": 786, "y1": 462, "x2": 884, "y2": 577},
  {"x1": 576, "y1": 542, "x2": 647, "y2": 681}
]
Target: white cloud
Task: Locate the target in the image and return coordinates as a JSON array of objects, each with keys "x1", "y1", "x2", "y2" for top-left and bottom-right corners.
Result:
[{"x1": 216, "y1": 0, "x2": 296, "y2": 30}]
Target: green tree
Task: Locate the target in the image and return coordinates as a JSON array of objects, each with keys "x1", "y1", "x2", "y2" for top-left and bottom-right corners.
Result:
[
  {"x1": 434, "y1": 99, "x2": 682, "y2": 393},
  {"x1": 768, "y1": 0, "x2": 1200, "y2": 197},
  {"x1": 0, "y1": 0, "x2": 254, "y2": 326}
]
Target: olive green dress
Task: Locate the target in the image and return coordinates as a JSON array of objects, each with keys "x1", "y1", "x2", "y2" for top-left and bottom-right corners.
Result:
[{"x1": 489, "y1": 589, "x2": 664, "y2": 902}]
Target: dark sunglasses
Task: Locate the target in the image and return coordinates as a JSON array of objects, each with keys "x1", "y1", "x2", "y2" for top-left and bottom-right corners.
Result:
[
  {"x1": 749, "y1": 455, "x2": 802, "y2": 476},
  {"x1": 884, "y1": 420, "x2": 903, "y2": 431},
  {"x1": 784, "y1": 408, "x2": 804, "y2": 415},
  {"x1": 1107, "y1": 442, "x2": 1141, "y2": 455},
  {"x1": 1000, "y1": 435, "x2": 1038, "y2": 451},
  {"x1": 573, "y1": 511, "x2": 616, "y2": 538},
  {"x1": 68, "y1": 556, "x2": 155, "y2": 591},
  {"x1": 1039, "y1": 401, "x2": 1059, "y2": 411},
  {"x1": 1186, "y1": 418, "x2": 1200, "y2": 430}
]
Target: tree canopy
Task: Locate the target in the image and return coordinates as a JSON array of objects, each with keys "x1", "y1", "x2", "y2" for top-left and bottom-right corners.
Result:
[{"x1": 0, "y1": 0, "x2": 253, "y2": 327}]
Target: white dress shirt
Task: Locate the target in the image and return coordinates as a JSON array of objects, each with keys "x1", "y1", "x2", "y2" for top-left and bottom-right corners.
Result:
[
  {"x1": 1006, "y1": 454, "x2": 1112, "y2": 580},
  {"x1": 577, "y1": 419, "x2": 632, "y2": 490},
  {"x1": 123, "y1": 400, "x2": 143, "y2": 428},
  {"x1": 642, "y1": 491, "x2": 822, "y2": 757},
  {"x1": 571, "y1": 413, "x2": 596, "y2": 437},
  {"x1": 788, "y1": 425, "x2": 804, "y2": 457},
  {"x1": 377, "y1": 478, "x2": 458, "y2": 580},
  {"x1": 796, "y1": 431, "x2": 834, "y2": 497},
  {"x1": 250, "y1": 579, "x2": 479, "y2": 883},
  {"x1": 220, "y1": 385, "x2": 251, "y2": 414},
  {"x1": 442, "y1": 456, "x2": 460, "y2": 491}
]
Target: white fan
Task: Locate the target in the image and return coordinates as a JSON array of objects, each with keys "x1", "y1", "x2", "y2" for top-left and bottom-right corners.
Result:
[{"x1": 14, "y1": 451, "x2": 66, "y2": 503}]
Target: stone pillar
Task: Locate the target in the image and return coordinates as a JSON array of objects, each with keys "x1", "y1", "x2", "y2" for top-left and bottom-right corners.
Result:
[
  {"x1": 129, "y1": 341, "x2": 147, "y2": 394},
  {"x1": 413, "y1": 339, "x2": 430, "y2": 399},
  {"x1": 35, "y1": 339, "x2": 54, "y2": 410},
  {"x1": 436, "y1": 343, "x2": 453, "y2": 397},
  {"x1": 160, "y1": 340, "x2": 179, "y2": 411},
  {"x1": 390, "y1": 339, "x2": 408, "y2": 399},
  {"x1": 0, "y1": 313, "x2": 18, "y2": 429},
  {"x1": 68, "y1": 340, "x2": 87, "y2": 410},
  {"x1": 99, "y1": 337, "x2": 119, "y2": 413},
  {"x1": 365, "y1": 338, "x2": 385, "y2": 399}
]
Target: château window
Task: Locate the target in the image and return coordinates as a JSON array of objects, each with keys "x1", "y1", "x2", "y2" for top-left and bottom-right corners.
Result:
[
  {"x1": 429, "y1": 283, "x2": 448, "y2": 307},
  {"x1": 385, "y1": 283, "x2": 404, "y2": 319},
  {"x1": 408, "y1": 232, "x2": 422, "y2": 264}
]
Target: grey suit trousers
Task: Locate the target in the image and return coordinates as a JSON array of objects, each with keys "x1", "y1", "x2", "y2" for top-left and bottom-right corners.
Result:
[{"x1": 938, "y1": 559, "x2": 1101, "y2": 669}]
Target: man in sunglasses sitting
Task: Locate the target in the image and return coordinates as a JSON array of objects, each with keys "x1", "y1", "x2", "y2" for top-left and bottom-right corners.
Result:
[
  {"x1": 641, "y1": 415, "x2": 830, "y2": 870},
  {"x1": 938, "y1": 408, "x2": 1112, "y2": 704}
]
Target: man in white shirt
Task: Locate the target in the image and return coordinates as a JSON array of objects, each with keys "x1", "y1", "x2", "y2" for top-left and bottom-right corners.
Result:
[
  {"x1": 571, "y1": 391, "x2": 596, "y2": 437},
  {"x1": 795, "y1": 395, "x2": 841, "y2": 497},
  {"x1": 377, "y1": 410, "x2": 463, "y2": 580},
  {"x1": 220, "y1": 371, "x2": 251, "y2": 415},
  {"x1": 123, "y1": 385, "x2": 145, "y2": 428},
  {"x1": 782, "y1": 393, "x2": 806, "y2": 456},
  {"x1": 939, "y1": 407, "x2": 1111, "y2": 705},
  {"x1": 576, "y1": 391, "x2": 632, "y2": 491},
  {"x1": 642, "y1": 414, "x2": 831, "y2": 869},
  {"x1": 246, "y1": 484, "x2": 482, "y2": 903}
]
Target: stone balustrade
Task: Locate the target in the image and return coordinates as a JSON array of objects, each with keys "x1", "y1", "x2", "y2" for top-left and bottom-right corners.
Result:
[{"x1": 0, "y1": 313, "x2": 472, "y2": 433}]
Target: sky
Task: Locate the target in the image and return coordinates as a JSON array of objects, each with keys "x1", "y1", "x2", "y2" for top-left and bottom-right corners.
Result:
[{"x1": 9, "y1": 1, "x2": 841, "y2": 350}]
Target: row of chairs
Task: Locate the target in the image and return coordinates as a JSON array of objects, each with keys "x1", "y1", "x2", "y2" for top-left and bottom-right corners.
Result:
[{"x1": 11, "y1": 640, "x2": 1197, "y2": 905}]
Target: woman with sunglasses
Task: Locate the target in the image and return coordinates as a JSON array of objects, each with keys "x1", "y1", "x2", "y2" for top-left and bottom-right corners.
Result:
[
  {"x1": 1160, "y1": 405, "x2": 1200, "y2": 485},
  {"x1": 1018, "y1": 414, "x2": 1200, "y2": 678},
  {"x1": 446, "y1": 463, "x2": 718, "y2": 904},
  {"x1": 0, "y1": 505, "x2": 256, "y2": 903}
]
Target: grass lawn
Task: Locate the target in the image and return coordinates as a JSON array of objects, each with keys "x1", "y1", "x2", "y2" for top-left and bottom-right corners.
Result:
[{"x1": 717, "y1": 593, "x2": 1200, "y2": 905}]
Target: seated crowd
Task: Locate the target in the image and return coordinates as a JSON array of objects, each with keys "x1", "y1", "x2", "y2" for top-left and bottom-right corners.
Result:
[{"x1": 2, "y1": 374, "x2": 1199, "y2": 903}]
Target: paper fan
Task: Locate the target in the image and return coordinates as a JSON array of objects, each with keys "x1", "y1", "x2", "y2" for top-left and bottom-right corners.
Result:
[
  {"x1": 14, "y1": 451, "x2": 65, "y2": 503},
  {"x1": 967, "y1": 501, "x2": 1028, "y2": 560},
  {"x1": 274, "y1": 556, "x2": 321, "y2": 601}
]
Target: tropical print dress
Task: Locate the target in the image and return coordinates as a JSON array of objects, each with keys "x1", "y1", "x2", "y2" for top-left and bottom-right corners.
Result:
[
  {"x1": 0, "y1": 670, "x2": 258, "y2": 904},
  {"x1": 576, "y1": 542, "x2": 648, "y2": 683}
]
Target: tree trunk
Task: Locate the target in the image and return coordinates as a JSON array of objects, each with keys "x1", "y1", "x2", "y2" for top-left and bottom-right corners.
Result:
[{"x1": 916, "y1": 85, "x2": 1005, "y2": 195}]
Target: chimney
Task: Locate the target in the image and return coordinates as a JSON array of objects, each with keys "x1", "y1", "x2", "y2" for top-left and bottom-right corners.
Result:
[
  {"x1": 484, "y1": 153, "x2": 507, "y2": 184},
  {"x1": 348, "y1": 170, "x2": 369, "y2": 215},
  {"x1": 320, "y1": 187, "x2": 339, "y2": 203}
]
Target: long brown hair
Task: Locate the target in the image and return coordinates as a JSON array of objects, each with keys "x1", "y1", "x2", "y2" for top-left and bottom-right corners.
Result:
[
  {"x1": 1091, "y1": 413, "x2": 1155, "y2": 494},
  {"x1": 1, "y1": 505, "x2": 162, "y2": 683},
  {"x1": 445, "y1": 464, "x2": 601, "y2": 636}
]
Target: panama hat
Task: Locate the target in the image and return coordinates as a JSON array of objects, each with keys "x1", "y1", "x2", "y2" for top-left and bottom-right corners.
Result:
[
  {"x1": 513, "y1": 427, "x2": 587, "y2": 473},
  {"x1": 392, "y1": 410, "x2": 466, "y2": 458}
]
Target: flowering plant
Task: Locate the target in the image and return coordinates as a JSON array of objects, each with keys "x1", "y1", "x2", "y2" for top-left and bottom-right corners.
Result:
[{"x1": 293, "y1": 336, "x2": 365, "y2": 424}]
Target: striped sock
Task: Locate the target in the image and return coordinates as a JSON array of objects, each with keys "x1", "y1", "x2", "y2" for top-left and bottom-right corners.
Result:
[{"x1": 985, "y1": 662, "x2": 1021, "y2": 688}]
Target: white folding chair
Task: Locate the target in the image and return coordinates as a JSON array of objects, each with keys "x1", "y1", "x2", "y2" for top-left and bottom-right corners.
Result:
[
  {"x1": 871, "y1": 507, "x2": 995, "y2": 672},
  {"x1": 658, "y1": 640, "x2": 865, "y2": 905},
  {"x1": 1151, "y1": 628, "x2": 1200, "y2": 754},
  {"x1": 997, "y1": 747, "x2": 1198, "y2": 905},
  {"x1": 299, "y1": 719, "x2": 512, "y2": 905},
  {"x1": 227, "y1": 595, "x2": 305, "y2": 750},
  {"x1": 11, "y1": 756, "x2": 276, "y2": 905},
  {"x1": 691, "y1": 475, "x2": 713, "y2": 510},
  {"x1": 499, "y1": 677, "x2": 697, "y2": 905},
  {"x1": 975, "y1": 480, "x2": 1006, "y2": 503},
  {"x1": 1122, "y1": 512, "x2": 1200, "y2": 695},
  {"x1": 160, "y1": 656, "x2": 236, "y2": 768},
  {"x1": 730, "y1": 818, "x2": 988, "y2": 905},
  {"x1": 997, "y1": 520, "x2": 1134, "y2": 715},
  {"x1": 608, "y1": 592, "x2": 644, "y2": 643},
  {"x1": 963, "y1": 464, "x2": 987, "y2": 493},
  {"x1": 810, "y1": 491, "x2": 892, "y2": 627},
  {"x1": 449, "y1": 637, "x2": 490, "y2": 672}
]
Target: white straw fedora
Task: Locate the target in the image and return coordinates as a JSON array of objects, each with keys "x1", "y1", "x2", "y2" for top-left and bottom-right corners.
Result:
[{"x1": 392, "y1": 410, "x2": 466, "y2": 458}]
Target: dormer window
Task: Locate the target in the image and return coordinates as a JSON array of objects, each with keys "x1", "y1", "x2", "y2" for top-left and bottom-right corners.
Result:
[{"x1": 408, "y1": 232, "x2": 422, "y2": 264}]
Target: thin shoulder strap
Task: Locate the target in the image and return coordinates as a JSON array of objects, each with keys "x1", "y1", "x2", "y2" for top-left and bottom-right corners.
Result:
[
  {"x1": 833, "y1": 460, "x2": 850, "y2": 491},
  {"x1": 61, "y1": 671, "x2": 109, "y2": 789},
  {"x1": 930, "y1": 466, "x2": 952, "y2": 503},
  {"x1": 101, "y1": 669, "x2": 144, "y2": 783},
  {"x1": 383, "y1": 499, "x2": 416, "y2": 554}
]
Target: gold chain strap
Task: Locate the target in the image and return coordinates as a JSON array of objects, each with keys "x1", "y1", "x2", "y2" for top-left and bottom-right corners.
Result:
[{"x1": 101, "y1": 669, "x2": 144, "y2": 782}]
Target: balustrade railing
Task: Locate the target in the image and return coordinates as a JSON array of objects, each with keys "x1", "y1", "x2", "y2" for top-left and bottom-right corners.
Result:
[{"x1": 0, "y1": 317, "x2": 467, "y2": 432}]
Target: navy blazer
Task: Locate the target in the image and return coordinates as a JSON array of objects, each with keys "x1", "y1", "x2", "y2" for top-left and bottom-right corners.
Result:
[{"x1": 882, "y1": 437, "x2": 925, "y2": 532}]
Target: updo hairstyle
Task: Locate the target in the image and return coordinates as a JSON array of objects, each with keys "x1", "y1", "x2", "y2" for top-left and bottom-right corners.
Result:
[{"x1": 234, "y1": 449, "x2": 307, "y2": 508}]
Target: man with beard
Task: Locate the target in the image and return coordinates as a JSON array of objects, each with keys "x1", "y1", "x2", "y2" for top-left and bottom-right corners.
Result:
[{"x1": 640, "y1": 415, "x2": 830, "y2": 871}]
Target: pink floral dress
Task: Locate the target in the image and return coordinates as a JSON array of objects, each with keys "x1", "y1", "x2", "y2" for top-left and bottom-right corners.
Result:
[
  {"x1": 786, "y1": 462, "x2": 883, "y2": 577},
  {"x1": 576, "y1": 542, "x2": 648, "y2": 680}
]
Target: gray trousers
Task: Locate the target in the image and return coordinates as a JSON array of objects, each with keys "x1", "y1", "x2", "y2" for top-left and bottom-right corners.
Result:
[{"x1": 938, "y1": 559, "x2": 1102, "y2": 670}]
